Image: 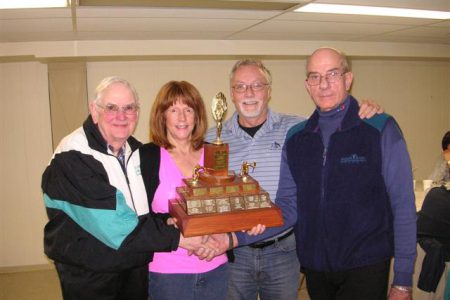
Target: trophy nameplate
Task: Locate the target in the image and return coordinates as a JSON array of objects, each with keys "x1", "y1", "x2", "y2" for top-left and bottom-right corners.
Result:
[
  {"x1": 203, "y1": 143, "x2": 229, "y2": 177},
  {"x1": 169, "y1": 92, "x2": 284, "y2": 237}
]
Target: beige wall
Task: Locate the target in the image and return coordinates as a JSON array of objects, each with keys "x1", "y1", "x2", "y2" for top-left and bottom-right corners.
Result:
[
  {"x1": 0, "y1": 62, "x2": 53, "y2": 267},
  {"x1": 1, "y1": 55, "x2": 449, "y2": 268},
  {"x1": 48, "y1": 62, "x2": 88, "y2": 149}
]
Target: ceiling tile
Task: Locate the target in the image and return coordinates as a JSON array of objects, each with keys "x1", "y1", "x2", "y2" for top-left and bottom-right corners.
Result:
[
  {"x1": 77, "y1": 17, "x2": 259, "y2": 32},
  {"x1": 76, "y1": 7, "x2": 281, "y2": 19},
  {"x1": 313, "y1": 0, "x2": 450, "y2": 11},
  {"x1": 247, "y1": 20, "x2": 412, "y2": 35},
  {"x1": 427, "y1": 20, "x2": 450, "y2": 28},
  {"x1": 74, "y1": 31, "x2": 230, "y2": 40},
  {"x1": 276, "y1": 11, "x2": 435, "y2": 26},
  {"x1": 230, "y1": 31, "x2": 360, "y2": 40},
  {"x1": 382, "y1": 25, "x2": 450, "y2": 39},
  {"x1": 361, "y1": 35, "x2": 449, "y2": 45}
]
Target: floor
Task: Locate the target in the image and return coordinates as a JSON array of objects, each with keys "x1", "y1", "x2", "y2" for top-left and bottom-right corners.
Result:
[
  {"x1": 0, "y1": 265, "x2": 310, "y2": 300},
  {"x1": 0, "y1": 267, "x2": 62, "y2": 300}
]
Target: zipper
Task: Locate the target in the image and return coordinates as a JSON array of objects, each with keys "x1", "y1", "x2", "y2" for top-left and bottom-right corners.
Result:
[
  {"x1": 112, "y1": 151, "x2": 138, "y2": 213},
  {"x1": 124, "y1": 152, "x2": 138, "y2": 213},
  {"x1": 321, "y1": 143, "x2": 332, "y2": 270},
  {"x1": 321, "y1": 146, "x2": 327, "y2": 200},
  {"x1": 322, "y1": 147, "x2": 327, "y2": 166}
]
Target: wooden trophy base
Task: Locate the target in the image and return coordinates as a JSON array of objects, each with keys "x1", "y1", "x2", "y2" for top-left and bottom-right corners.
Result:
[{"x1": 169, "y1": 199, "x2": 284, "y2": 237}]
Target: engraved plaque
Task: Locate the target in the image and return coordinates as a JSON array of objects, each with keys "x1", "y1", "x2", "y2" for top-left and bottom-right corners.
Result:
[
  {"x1": 204, "y1": 199, "x2": 217, "y2": 213},
  {"x1": 187, "y1": 199, "x2": 202, "y2": 209},
  {"x1": 216, "y1": 197, "x2": 231, "y2": 213},
  {"x1": 230, "y1": 196, "x2": 245, "y2": 210},
  {"x1": 259, "y1": 192, "x2": 271, "y2": 208},
  {"x1": 242, "y1": 183, "x2": 257, "y2": 192},
  {"x1": 192, "y1": 187, "x2": 208, "y2": 197},
  {"x1": 245, "y1": 194, "x2": 260, "y2": 209},
  {"x1": 204, "y1": 143, "x2": 229, "y2": 176},
  {"x1": 226, "y1": 185, "x2": 240, "y2": 194},
  {"x1": 214, "y1": 151, "x2": 228, "y2": 170},
  {"x1": 209, "y1": 186, "x2": 224, "y2": 195}
]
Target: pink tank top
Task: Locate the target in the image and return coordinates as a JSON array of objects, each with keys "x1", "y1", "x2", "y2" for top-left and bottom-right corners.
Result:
[{"x1": 149, "y1": 147, "x2": 227, "y2": 273}]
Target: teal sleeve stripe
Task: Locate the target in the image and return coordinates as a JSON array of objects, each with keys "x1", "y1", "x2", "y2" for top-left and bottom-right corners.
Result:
[
  {"x1": 44, "y1": 191, "x2": 138, "y2": 250},
  {"x1": 362, "y1": 113, "x2": 390, "y2": 132},
  {"x1": 286, "y1": 120, "x2": 307, "y2": 140}
]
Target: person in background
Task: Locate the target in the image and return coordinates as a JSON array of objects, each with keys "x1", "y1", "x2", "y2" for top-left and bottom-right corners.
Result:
[
  {"x1": 417, "y1": 185, "x2": 450, "y2": 295},
  {"x1": 429, "y1": 131, "x2": 450, "y2": 184},
  {"x1": 42, "y1": 76, "x2": 216, "y2": 300},
  {"x1": 205, "y1": 59, "x2": 383, "y2": 300},
  {"x1": 276, "y1": 47, "x2": 416, "y2": 300}
]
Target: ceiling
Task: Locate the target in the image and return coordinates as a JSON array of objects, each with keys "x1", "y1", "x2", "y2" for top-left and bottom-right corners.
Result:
[{"x1": 0, "y1": 0, "x2": 449, "y2": 45}]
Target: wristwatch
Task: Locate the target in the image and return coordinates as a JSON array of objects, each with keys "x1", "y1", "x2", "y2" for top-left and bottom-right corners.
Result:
[
  {"x1": 227, "y1": 232, "x2": 234, "y2": 250},
  {"x1": 392, "y1": 285, "x2": 412, "y2": 293}
]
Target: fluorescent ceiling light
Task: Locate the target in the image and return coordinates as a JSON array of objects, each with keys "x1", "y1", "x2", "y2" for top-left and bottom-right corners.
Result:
[
  {"x1": 295, "y1": 3, "x2": 450, "y2": 20},
  {"x1": 0, "y1": 0, "x2": 68, "y2": 9}
]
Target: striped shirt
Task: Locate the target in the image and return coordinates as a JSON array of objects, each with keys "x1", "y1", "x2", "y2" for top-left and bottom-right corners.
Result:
[{"x1": 205, "y1": 109, "x2": 305, "y2": 202}]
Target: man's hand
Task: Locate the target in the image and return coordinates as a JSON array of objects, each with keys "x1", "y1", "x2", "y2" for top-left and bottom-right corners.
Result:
[
  {"x1": 388, "y1": 286, "x2": 412, "y2": 300},
  {"x1": 210, "y1": 233, "x2": 232, "y2": 256},
  {"x1": 358, "y1": 99, "x2": 384, "y2": 119},
  {"x1": 244, "y1": 224, "x2": 266, "y2": 236},
  {"x1": 178, "y1": 235, "x2": 219, "y2": 261}
]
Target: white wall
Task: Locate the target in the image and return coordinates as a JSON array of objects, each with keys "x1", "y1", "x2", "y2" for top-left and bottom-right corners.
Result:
[{"x1": 0, "y1": 56, "x2": 449, "y2": 268}]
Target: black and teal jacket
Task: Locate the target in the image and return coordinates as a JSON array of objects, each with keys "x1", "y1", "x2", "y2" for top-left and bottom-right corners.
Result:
[
  {"x1": 282, "y1": 97, "x2": 416, "y2": 285},
  {"x1": 42, "y1": 116, "x2": 180, "y2": 272}
]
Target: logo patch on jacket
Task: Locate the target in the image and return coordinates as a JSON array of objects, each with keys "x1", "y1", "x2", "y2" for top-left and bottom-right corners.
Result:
[
  {"x1": 340, "y1": 154, "x2": 367, "y2": 164},
  {"x1": 135, "y1": 165, "x2": 141, "y2": 175}
]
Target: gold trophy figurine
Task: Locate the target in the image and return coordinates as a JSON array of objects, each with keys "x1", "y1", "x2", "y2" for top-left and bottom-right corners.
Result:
[
  {"x1": 240, "y1": 161, "x2": 256, "y2": 182},
  {"x1": 191, "y1": 165, "x2": 205, "y2": 186},
  {"x1": 211, "y1": 92, "x2": 227, "y2": 145},
  {"x1": 204, "y1": 92, "x2": 229, "y2": 177}
]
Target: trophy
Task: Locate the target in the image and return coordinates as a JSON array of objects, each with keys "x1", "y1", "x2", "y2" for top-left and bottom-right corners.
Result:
[
  {"x1": 203, "y1": 92, "x2": 229, "y2": 177},
  {"x1": 168, "y1": 92, "x2": 283, "y2": 237}
]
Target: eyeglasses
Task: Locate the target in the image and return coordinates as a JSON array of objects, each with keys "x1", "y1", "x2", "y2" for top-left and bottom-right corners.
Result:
[
  {"x1": 232, "y1": 82, "x2": 270, "y2": 93},
  {"x1": 306, "y1": 71, "x2": 347, "y2": 86},
  {"x1": 96, "y1": 103, "x2": 139, "y2": 115}
]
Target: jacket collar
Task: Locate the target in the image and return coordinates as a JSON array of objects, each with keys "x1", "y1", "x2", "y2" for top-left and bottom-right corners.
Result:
[
  {"x1": 82, "y1": 115, "x2": 142, "y2": 154},
  {"x1": 304, "y1": 95, "x2": 361, "y2": 133}
]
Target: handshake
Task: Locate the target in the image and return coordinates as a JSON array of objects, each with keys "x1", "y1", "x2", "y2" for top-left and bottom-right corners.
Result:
[{"x1": 176, "y1": 223, "x2": 266, "y2": 261}]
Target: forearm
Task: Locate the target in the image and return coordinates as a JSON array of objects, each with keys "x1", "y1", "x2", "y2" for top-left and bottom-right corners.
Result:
[
  {"x1": 382, "y1": 119, "x2": 417, "y2": 285},
  {"x1": 120, "y1": 213, "x2": 181, "y2": 253}
]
